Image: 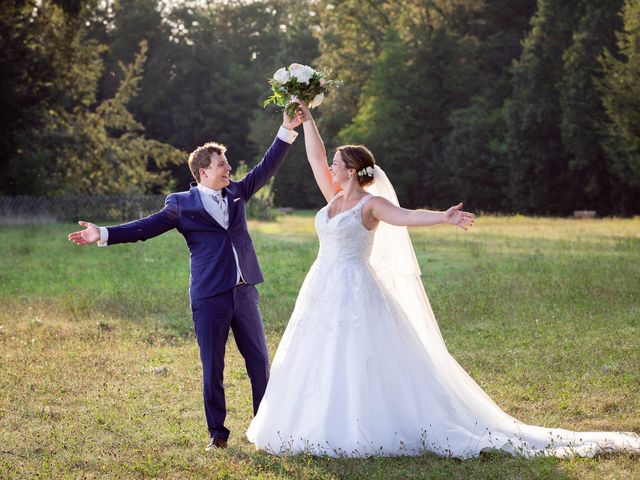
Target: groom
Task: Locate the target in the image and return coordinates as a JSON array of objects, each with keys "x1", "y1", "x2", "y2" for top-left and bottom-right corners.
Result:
[{"x1": 68, "y1": 110, "x2": 302, "y2": 450}]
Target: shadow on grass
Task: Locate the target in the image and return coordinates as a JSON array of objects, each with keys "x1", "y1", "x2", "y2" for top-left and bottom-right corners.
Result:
[{"x1": 234, "y1": 449, "x2": 572, "y2": 480}]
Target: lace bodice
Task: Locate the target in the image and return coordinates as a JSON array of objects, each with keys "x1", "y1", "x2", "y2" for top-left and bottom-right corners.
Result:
[{"x1": 314, "y1": 193, "x2": 374, "y2": 263}]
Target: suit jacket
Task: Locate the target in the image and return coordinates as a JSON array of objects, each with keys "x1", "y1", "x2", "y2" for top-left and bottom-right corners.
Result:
[{"x1": 106, "y1": 136, "x2": 291, "y2": 301}]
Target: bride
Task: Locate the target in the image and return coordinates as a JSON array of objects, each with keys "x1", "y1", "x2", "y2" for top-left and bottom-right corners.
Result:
[{"x1": 246, "y1": 101, "x2": 640, "y2": 458}]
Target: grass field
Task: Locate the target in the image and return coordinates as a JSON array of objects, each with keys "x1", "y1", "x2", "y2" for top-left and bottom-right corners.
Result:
[{"x1": 1, "y1": 214, "x2": 639, "y2": 479}]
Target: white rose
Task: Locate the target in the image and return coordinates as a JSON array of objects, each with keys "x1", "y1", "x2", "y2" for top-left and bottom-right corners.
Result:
[
  {"x1": 289, "y1": 63, "x2": 315, "y2": 84},
  {"x1": 309, "y1": 93, "x2": 324, "y2": 108},
  {"x1": 273, "y1": 67, "x2": 290, "y2": 84}
]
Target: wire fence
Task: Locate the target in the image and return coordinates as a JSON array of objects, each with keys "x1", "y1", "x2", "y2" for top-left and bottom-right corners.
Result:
[{"x1": 0, "y1": 195, "x2": 167, "y2": 224}]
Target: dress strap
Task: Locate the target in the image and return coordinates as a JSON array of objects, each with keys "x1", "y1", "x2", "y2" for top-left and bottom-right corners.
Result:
[
  {"x1": 354, "y1": 193, "x2": 374, "y2": 226},
  {"x1": 327, "y1": 192, "x2": 372, "y2": 217},
  {"x1": 355, "y1": 193, "x2": 374, "y2": 210}
]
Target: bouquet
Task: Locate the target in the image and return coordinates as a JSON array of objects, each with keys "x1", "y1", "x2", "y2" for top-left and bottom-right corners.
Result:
[{"x1": 264, "y1": 63, "x2": 341, "y2": 118}]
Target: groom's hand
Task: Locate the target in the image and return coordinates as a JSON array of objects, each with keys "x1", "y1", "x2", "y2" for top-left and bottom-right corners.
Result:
[
  {"x1": 281, "y1": 101, "x2": 304, "y2": 130},
  {"x1": 68, "y1": 221, "x2": 101, "y2": 245}
]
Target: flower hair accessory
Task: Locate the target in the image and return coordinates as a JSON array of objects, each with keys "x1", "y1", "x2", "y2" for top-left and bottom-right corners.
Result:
[{"x1": 357, "y1": 166, "x2": 374, "y2": 178}]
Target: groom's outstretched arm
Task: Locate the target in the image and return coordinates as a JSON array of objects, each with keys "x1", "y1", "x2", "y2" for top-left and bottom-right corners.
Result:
[
  {"x1": 236, "y1": 110, "x2": 302, "y2": 199},
  {"x1": 68, "y1": 194, "x2": 180, "y2": 246}
]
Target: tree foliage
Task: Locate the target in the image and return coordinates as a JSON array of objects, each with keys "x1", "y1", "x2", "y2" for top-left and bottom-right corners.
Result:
[
  {"x1": 505, "y1": 0, "x2": 580, "y2": 214},
  {"x1": 45, "y1": 40, "x2": 183, "y2": 195},
  {"x1": 2, "y1": 0, "x2": 639, "y2": 214},
  {"x1": 558, "y1": 0, "x2": 623, "y2": 213},
  {"x1": 598, "y1": 0, "x2": 640, "y2": 213},
  {"x1": 1, "y1": 1, "x2": 182, "y2": 195}
]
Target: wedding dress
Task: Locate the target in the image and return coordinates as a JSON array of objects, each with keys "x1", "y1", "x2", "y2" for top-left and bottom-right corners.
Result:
[{"x1": 246, "y1": 167, "x2": 640, "y2": 458}]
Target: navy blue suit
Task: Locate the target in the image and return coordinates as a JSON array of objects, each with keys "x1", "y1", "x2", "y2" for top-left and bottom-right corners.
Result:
[{"x1": 105, "y1": 136, "x2": 292, "y2": 440}]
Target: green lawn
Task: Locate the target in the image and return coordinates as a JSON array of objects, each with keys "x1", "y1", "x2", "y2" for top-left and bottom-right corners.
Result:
[{"x1": 1, "y1": 215, "x2": 639, "y2": 479}]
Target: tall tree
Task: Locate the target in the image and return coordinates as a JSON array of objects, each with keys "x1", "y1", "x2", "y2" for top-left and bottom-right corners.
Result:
[
  {"x1": 329, "y1": 1, "x2": 487, "y2": 208},
  {"x1": 445, "y1": 98, "x2": 510, "y2": 212},
  {"x1": 314, "y1": 0, "x2": 391, "y2": 146},
  {"x1": 99, "y1": 0, "x2": 318, "y2": 192},
  {"x1": 598, "y1": 0, "x2": 640, "y2": 213},
  {"x1": 410, "y1": 24, "x2": 483, "y2": 208},
  {"x1": 247, "y1": 0, "x2": 322, "y2": 208},
  {"x1": 24, "y1": 39, "x2": 183, "y2": 195},
  {"x1": 558, "y1": 0, "x2": 623, "y2": 213},
  {"x1": 443, "y1": 0, "x2": 536, "y2": 212},
  {"x1": 1, "y1": 1, "x2": 108, "y2": 194},
  {"x1": 338, "y1": 29, "x2": 419, "y2": 206},
  {"x1": 0, "y1": 1, "x2": 94, "y2": 194},
  {"x1": 506, "y1": 0, "x2": 581, "y2": 214},
  {"x1": 0, "y1": 1, "x2": 38, "y2": 194}
]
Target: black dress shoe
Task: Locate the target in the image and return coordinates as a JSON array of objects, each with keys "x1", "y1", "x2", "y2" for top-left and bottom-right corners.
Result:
[{"x1": 206, "y1": 436, "x2": 228, "y2": 451}]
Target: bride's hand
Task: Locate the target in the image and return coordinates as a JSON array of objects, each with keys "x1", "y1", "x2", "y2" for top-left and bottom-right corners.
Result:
[
  {"x1": 291, "y1": 97, "x2": 312, "y2": 123},
  {"x1": 444, "y1": 203, "x2": 475, "y2": 230}
]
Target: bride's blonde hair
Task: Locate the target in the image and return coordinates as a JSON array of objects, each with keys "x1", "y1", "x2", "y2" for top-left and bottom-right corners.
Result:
[{"x1": 336, "y1": 145, "x2": 376, "y2": 187}]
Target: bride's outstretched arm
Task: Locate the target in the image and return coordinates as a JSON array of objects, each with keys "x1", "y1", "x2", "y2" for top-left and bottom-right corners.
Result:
[
  {"x1": 295, "y1": 100, "x2": 339, "y2": 202},
  {"x1": 367, "y1": 197, "x2": 475, "y2": 230}
]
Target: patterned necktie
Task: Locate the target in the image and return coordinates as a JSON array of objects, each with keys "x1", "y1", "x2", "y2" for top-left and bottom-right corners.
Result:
[{"x1": 212, "y1": 192, "x2": 228, "y2": 227}]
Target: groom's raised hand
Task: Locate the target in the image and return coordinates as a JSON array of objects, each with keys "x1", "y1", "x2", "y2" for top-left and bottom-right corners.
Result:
[
  {"x1": 281, "y1": 101, "x2": 304, "y2": 130},
  {"x1": 68, "y1": 221, "x2": 100, "y2": 245}
]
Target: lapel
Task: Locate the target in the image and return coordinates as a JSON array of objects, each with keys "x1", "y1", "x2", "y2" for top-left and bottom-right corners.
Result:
[{"x1": 190, "y1": 186, "x2": 225, "y2": 230}]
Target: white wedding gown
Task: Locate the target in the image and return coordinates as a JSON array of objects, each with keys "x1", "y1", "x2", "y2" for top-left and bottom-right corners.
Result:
[{"x1": 246, "y1": 173, "x2": 640, "y2": 459}]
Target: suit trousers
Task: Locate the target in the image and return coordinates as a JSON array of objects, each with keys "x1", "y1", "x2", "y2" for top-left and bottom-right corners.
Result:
[{"x1": 191, "y1": 284, "x2": 270, "y2": 440}]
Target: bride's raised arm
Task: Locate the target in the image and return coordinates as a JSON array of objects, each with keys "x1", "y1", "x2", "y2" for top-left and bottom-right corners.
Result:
[{"x1": 294, "y1": 100, "x2": 339, "y2": 202}]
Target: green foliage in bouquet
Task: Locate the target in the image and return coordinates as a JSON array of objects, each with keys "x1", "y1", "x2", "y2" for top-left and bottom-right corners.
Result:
[{"x1": 264, "y1": 63, "x2": 341, "y2": 118}]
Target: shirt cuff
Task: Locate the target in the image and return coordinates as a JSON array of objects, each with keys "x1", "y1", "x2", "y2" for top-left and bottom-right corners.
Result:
[
  {"x1": 98, "y1": 227, "x2": 109, "y2": 247},
  {"x1": 277, "y1": 125, "x2": 298, "y2": 144}
]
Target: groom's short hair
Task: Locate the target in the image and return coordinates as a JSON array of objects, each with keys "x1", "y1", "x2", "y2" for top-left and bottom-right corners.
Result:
[{"x1": 189, "y1": 142, "x2": 227, "y2": 182}]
